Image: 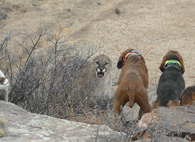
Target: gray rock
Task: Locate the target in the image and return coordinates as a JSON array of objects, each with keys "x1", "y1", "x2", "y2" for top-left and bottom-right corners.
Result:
[
  {"x1": 0, "y1": 101, "x2": 122, "y2": 142},
  {"x1": 0, "y1": 11, "x2": 7, "y2": 20},
  {"x1": 137, "y1": 106, "x2": 195, "y2": 141}
]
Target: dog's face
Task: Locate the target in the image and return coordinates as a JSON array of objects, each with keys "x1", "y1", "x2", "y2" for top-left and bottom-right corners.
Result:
[
  {"x1": 117, "y1": 49, "x2": 145, "y2": 69},
  {"x1": 159, "y1": 50, "x2": 185, "y2": 74}
]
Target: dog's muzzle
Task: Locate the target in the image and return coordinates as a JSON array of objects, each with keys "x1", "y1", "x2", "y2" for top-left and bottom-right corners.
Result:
[{"x1": 96, "y1": 68, "x2": 106, "y2": 78}]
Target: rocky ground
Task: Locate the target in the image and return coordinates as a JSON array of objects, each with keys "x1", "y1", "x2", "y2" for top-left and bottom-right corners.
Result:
[
  {"x1": 0, "y1": 101, "x2": 194, "y2": 141},
  {"x1": 0, "y1": 101, "x2": 122, "y2": 142}
]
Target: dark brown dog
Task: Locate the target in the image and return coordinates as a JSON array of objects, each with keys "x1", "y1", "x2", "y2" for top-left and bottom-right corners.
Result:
[
  {"x1": 181, "y1": 86, "x2": 195, "y2": 106},
  {"x1": 153, "y1": 50, "x2": 185, "y2": 108},
  {"x1": 113, "y1": 49, "x2": 151, "y2": 117}
]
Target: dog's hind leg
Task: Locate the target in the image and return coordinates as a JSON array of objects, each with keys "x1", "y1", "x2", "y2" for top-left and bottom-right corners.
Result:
[
  {"x1": 135, "y1": 87, "x2": 151, "y2": 118},
  {"x1": 152, "y1": 100, "x2": 160, "y2": 109},
  {"x1": 113, "y1": 100, "x2": 122, "y2": 115},
  {"x1": 113, "y1": 86, "x2": 129, "y2": 115}
]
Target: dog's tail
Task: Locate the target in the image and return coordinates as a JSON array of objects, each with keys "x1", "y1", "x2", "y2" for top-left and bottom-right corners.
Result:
[{"x1": 128, "y1": 87, "x2": 135, "y2": 108}]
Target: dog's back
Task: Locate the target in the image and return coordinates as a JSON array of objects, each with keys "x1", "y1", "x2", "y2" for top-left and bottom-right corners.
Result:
[
  {"x1": 157, "y1": 67, "x2": 185, "y2": 106},
  {"x1": 118, "y1": 57, "x2": 148, "y2": 88}
]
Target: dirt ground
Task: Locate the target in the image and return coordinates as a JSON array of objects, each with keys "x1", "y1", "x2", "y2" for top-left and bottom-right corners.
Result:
[{"x1": 0, "y1": 0, "x2": 195, "y2": 119}]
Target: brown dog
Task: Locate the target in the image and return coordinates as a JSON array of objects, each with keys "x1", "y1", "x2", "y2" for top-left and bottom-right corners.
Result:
[
  {"x1": 113, "y1": 49, "x2": 151, "y2": 118},
  {"x1": 153, "y1": 50, "x2": 185, "y2": 108},
  {"x1": 181, "y1": 86, "x2": 195, "y2": 106}
]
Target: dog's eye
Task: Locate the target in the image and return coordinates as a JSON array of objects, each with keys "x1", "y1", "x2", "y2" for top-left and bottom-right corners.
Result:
[
  {"x1": 105, "y1": 62, "x2": 109, "y2": 65},
  {"x1": 96, "y1": 61, "x2": 99, "y2": 64}
]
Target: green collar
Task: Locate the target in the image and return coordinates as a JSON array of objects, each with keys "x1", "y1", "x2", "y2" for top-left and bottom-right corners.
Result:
[{"x1": 164, "y1": 60, "x2": 181, "y2": 68}]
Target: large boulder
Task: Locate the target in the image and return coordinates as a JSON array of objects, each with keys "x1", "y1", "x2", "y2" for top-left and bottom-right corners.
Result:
[
  {"x1": 136, "y1": 106, "x2": 195, "y2": 141},
  {"x1": 0, "y1": 101, "x2": 122, "y2": 142}
]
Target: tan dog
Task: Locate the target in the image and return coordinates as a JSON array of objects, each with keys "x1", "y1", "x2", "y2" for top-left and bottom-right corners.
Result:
[
  {"x1": 181, "y1": 86, "x2": 195, "y2": 106},
  {"x1": 113, "y1": 49, "x2": 151, "y2": 118}
]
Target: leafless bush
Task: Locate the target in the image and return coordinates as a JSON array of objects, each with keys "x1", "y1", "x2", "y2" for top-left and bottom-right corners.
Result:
[
  {"x1": 0, "y1": 28, "x2": 106, "y2": 119},
  {"x1": 0, "y1": 32, "x2": 150, "y2": 141},
  {"x1": 1, "y1": 28, "x2": 188, "y2": 142}
]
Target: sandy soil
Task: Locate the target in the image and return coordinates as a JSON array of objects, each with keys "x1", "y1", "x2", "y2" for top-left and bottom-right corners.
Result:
[{"x1": 0, "y1": 0, "x2": 195, "y2": 119}]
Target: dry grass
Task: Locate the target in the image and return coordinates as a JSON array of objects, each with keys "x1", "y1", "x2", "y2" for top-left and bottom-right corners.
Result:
[{"x1": 0, "y1": 28, "x2": 117, "y2": 122}]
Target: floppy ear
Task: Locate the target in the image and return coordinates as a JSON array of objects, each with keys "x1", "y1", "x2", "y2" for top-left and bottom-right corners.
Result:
[
  {"x1": 117, "y1": 49, "x2": 133, "y2": 69},
  {"x1": 178, "y1": 55, "x2": 185, "y2": 74},
  {"x1": 180, "y1": 62, "x2": 185, "y2": 74},
  {"x1": 139, "y1": 54, "x2": 145, "y2": 63},
  {"x1": 159, "y1": 55, "x2": 167, "y2": 72},
  {"x1": 117, "y1": 55, "x2": 123, "y2": 69}
]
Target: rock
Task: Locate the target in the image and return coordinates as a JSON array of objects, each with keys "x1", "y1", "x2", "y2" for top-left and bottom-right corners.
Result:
[
  {"x1": 136, "y1": 106, "x2": 195, "y2": 141},
  {"x1": 0, "y1": 11, "x2": 7, "y2": 20},
  {"x1": 115, "y1": 8, "x2": 120, "y2": 15},
  {"x1": 0, "y1": 101, "x2": 122, "y2": 142},
  {"x1": 135, "y1": 136, "x2": 189, "y2": 142}
]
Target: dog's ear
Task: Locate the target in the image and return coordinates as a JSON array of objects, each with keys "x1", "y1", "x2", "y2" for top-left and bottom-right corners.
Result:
[
  {"x1": 152, "y1": 100, "x2": 160, "y2": 109},
  {"x1": 180, "y1": 63, "x2": 185, "y2": 74},
  {"x1": 117, "y1": 49, "x2": 133, "y2": 69},
  {"x1": 139, "y1": 54, "x2": 145, "y2": 63},
  {"x1": 166, "y1": 100, "x2": 180, "y2": 107},
  {"x1": 177, "y1": 55, "x2": 185, "y2": 74},
  {"x1": 159, "y1": 55, "x2": 167, "y2": 72}
]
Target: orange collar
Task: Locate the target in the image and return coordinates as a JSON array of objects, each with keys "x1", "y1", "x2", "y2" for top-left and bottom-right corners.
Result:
[
  {"x1": 125, "y1": 52, "x2": 139, "y2": 59},
  {"x1": 123, "y1": 52, "x2": 141, "y2": 63}
]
